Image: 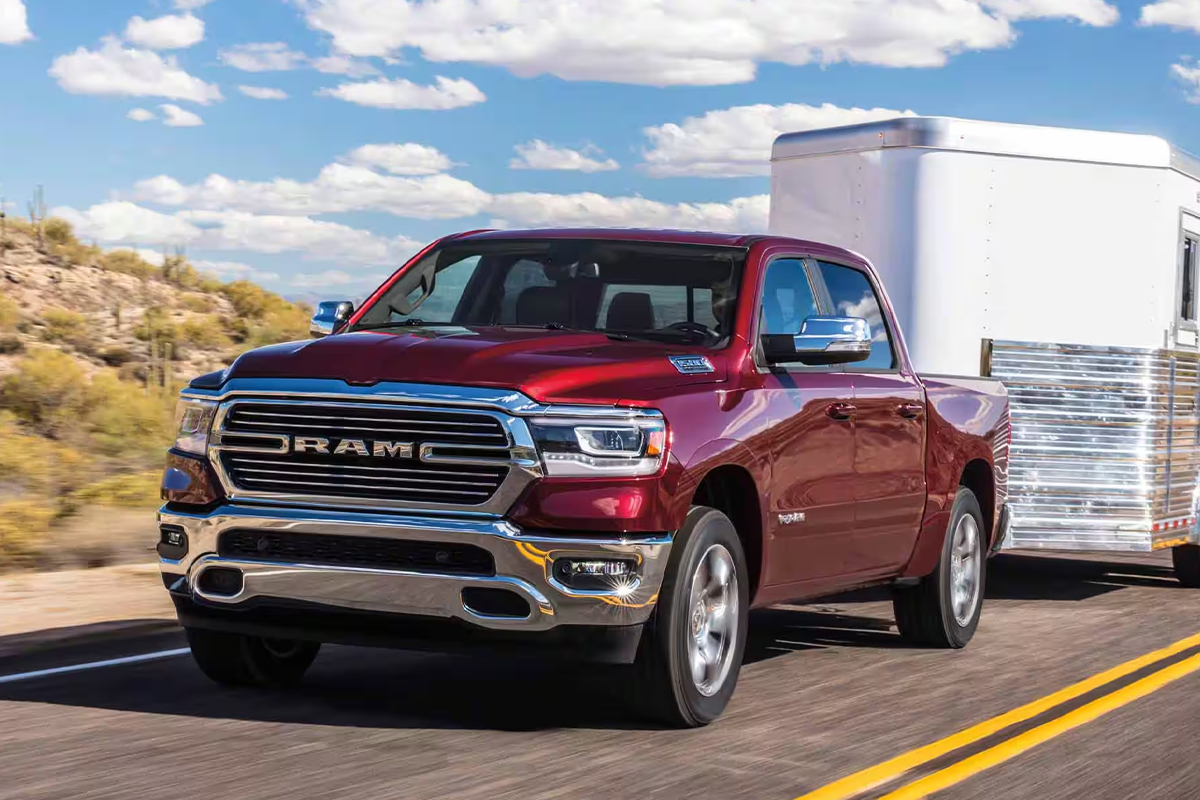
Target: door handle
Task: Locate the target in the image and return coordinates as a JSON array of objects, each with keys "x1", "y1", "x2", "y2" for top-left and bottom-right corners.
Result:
[
  {"x1": 897, "y1": 402, "x2": 923, "y2": 419},
  {"x1": 826, "y1": 402, "x2": 856, "y2": 421}
]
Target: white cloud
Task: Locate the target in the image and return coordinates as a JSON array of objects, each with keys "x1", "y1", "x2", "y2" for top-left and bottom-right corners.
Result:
[
  {"x1": 127, "y1": 107, "x2": 156, "y2": 122},
  {"x1": 50, "y1": 37, "x2": 223, "y2": 104},
  {"x1": 160, "y1": 103, "x2": 204, "y2": 126},
  {"x1": 193, "y1": 259, "x2": 281, "y2": 283},
  {"x1": 0, "y1": 0, "x2": 33, "y2": 45},
  {"x1": 219, "y1": 42, "x2": 307, "y2": 72},
  {"x1": 340, "y1": 142, "x2": 455, "y2": 175},
  {"x1": 1141, "y1": 0, "x2": 1200, "y2": 30},
  {"x1": 318, "y1": 75, "x2": 485, "y2": 110},
  {"x1": 289, "y1": 268, "x2": 388, "y2": 290},
  {"x1": 130, "y1": 248, "x2": 168, "y2": 266},
  {"x1": 52, "y1": 201, "x2": 203, "y2": 245},
  {"x1": 239, "y1": 85, "x2": 289, "y2": 100},
  {"x1": 295, "y1": 0, "x2": 1117, "y2": 87},
  {"x1": 641, "y1": 102, "x2": 917, "y2": 178},
  {"x1": 312, "y1": 53, "x2": 379, "y2": 77},
  {"x1": 510, "y1": 141, "x2": 619, "y2": 173},
  {"x1": 1172, "y1": 59, "x2": 1200, "y2": 102},
  {"x1": 175, "y1": 0, "x2": 215, "y2": 8},
  {"x1": 984, "y1": 0, "x2": 1117, "y2": 24},
  {"x1": 487, "y1": 192, "x2": 770, "y2": 233},
  {"x1": 134, "y1": 165, "x2": 491, "y2": 219},
  {"x1": 124, "y1": 14, "x2": 205, "y2": 50}
]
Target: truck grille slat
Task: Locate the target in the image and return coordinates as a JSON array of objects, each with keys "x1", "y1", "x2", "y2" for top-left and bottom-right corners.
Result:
[
  {"x1": 218, "y1": 530, "x2": 496, "y2": 576},
  {"x1": 217, "y1": 401, "x2": 514, "y2": 508}
]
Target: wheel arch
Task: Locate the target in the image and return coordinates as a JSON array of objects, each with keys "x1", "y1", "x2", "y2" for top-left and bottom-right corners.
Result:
[{"x1": 690, "y1": 463, "x2": 764, "y2": 602}]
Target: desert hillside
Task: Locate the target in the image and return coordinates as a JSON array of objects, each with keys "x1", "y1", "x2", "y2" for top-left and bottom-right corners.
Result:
[{"x1": 0, "y1": 215, "x2": 312, "y2": 571}]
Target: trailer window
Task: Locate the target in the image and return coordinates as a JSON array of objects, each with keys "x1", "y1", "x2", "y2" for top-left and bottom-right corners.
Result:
[
  {"x1": 816, "y1": 262, "x2": 896, "y2": 370},
  {"x1": 1182, "y1": 236, "x2": 1198, "y2": 324}
]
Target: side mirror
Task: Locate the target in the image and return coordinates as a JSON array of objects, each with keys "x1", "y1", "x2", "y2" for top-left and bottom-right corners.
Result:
[
  {"x1": 310, "y1": 300, "x2": 355, "y2": 338},
  {"x1": 762, "y1": 316, "x2": 872, "y2": 366}
]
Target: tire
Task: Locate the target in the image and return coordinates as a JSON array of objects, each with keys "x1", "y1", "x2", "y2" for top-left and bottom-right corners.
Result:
[
  {"x1": 630, "y1": 506, "x2": 749, "y2": 728},
  {"x1": 1173, "y1": 544, "x2": 1200, "y2": 588},
  {"x1": 893, "y1": 487, "x2": 986, "y2": 649},
  {"x1": 186, "y1": 628, "x2": 320, "y2": 687}
]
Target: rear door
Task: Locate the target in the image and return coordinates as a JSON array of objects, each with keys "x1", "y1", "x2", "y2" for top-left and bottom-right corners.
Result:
[
  {"x1": 755, "y1": 256, "x2": 859, "y2": 585},
  {"x1": 813, "y1": 260, "x2": 927, "y2": 573}
]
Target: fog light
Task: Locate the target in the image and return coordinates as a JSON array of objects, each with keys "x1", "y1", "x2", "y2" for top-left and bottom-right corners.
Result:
[
  {"x1": 157, "y1": 524, "x2": 188, "y2": 560},
  {"x1": 553, "y1": 558, "x2": 637, "y2": 591},
  {"x1": 197, "y1": 567, "x2": 244, "y2": 597}
]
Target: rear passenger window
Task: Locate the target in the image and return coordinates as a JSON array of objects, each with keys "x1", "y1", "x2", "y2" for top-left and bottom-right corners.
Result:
[
  {"x1": 759, "y1": 258, "x2": 818, "y2": 335},
  {"x1": 816, "y1": 261, "x2": 896, "y2": 370}
]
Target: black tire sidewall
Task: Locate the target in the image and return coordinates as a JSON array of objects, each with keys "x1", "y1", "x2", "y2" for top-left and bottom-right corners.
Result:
[
  {"x1": 937, "y1": 488, "x2": 987, "y2": 648},
  {"x1": 652, "y1": 506, "x2": 750, "y2": 726}
]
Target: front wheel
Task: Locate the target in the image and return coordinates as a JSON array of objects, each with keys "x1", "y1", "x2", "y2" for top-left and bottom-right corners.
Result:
[
  {"x1": 1173, "y1": 544, "x2": 1200, "y2": 588},
  {"x1": 186, "y1": 628, "x2": 321, "y2": 687},
  {"x1": 893, "y1": 487, "x2": 986, "y2": 648},
  {"x1": 631, "y1": 506, "x2": 749, "y2": 728}
]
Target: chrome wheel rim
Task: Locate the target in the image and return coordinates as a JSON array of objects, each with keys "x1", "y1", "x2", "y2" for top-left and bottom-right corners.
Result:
[
  {"x1": 687, "y1": 544, "x2": 739, "y2": 697},
  {"x1": 950, "y1": 514, "x2": 982, "y2": 627}
]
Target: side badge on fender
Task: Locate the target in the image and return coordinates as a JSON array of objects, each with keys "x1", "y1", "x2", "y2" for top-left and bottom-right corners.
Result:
[
  {"x1": 669, "y1": 355, "x2": 715, "y2": 375},
  {"x1": 778, "y1": 512, "x2": 806, "y2": 526}
]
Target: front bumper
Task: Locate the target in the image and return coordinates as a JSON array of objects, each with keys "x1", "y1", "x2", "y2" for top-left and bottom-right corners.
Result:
[{"x1": 158, "y1": 504, "x2": 672, "y2": 633}]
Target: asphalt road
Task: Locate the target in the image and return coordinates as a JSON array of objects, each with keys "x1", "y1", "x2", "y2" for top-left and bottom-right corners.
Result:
[{"x1": 3, "y1": 552, "x2": 1200, "y2": 800}]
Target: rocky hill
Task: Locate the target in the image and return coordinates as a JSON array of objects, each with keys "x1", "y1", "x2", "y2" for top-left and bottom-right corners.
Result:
[{"x1": 0, "y1": 217, "x2": 312, "y2": 572}]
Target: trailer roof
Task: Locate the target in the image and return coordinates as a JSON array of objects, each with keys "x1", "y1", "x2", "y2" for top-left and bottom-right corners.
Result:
[{"x1": 772, "y1": 116, "x2": 1200, "y2": 180}]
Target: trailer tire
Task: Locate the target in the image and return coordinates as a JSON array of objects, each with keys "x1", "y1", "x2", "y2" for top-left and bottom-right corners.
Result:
[
  {"x1": 893, "y1": 487, "x2": 986, "y2": 649},
  {"x1": 186, "y1": 628, "x2": 320, "y2": 687},
  {"x1": 629, "y1": 506, "x2": 749, "y2": 728},
  {"x1": 1173, "y1": 544, "x2": 1200, "y2": 588}
]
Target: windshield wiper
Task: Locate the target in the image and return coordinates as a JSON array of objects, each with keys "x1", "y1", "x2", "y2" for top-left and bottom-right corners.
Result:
[{"x1": 352, "y1": 319, "x2": 458, "y2": 332}]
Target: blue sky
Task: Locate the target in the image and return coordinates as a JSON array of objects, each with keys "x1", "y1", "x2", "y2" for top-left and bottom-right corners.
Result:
[{"x1": 3, "y1": 0, "x2": 1200, "y2": 297}]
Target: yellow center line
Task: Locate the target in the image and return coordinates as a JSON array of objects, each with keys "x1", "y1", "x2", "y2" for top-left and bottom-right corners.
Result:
[
  {"x1": 794, "y1": 630, "x2": 1200, "y2": 800},
  {"x1": 878, "y1": 650, "x2": 1200, "y2": 799}
]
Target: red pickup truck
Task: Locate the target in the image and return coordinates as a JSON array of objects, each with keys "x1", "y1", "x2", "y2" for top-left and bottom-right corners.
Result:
[{"x1": 158, "y1": 229, "x2": 1009, "y2": 726}]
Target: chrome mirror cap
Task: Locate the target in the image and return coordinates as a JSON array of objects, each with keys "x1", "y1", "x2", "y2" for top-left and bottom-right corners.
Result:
[
  {"x1": 310, "y1": 300, "x2": 355, "y2": 338},
  {"x1": 762, "y1": 316, "x2": 872, "y2": 365}
]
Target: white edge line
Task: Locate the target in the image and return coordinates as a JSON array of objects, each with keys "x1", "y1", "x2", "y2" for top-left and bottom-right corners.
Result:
[{"x1": 0, "y1": 648, "x2": 191, "y2": 685}]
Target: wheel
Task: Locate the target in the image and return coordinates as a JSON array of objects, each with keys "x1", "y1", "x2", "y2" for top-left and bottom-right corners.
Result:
[
  {"x1": 630, "y1": 506, "x2": 749, "y2": 728},
  {"x1": 893, "y1": 487, "x2": 986, "y2": 648},
  {"x1": 186, "y1": 628, "x2": 320, "y2": 687},
  {"x1": 1173, "y1": 544, "x2": 1200, "y2": 588}
]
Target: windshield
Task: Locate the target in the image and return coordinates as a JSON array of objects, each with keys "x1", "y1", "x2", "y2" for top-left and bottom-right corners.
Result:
[{"x1": 352, "y1": 239, "x2": 745, "y2": 348}]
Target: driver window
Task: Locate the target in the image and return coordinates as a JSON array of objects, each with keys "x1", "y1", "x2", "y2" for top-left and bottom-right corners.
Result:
[{"x1": 759, "y1": 258, "x2": 818, "y2": 335}]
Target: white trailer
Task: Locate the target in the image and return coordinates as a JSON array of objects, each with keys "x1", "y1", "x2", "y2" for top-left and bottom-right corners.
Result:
[{"x1": 770, "y1": 116, "x2": 1200, "y2": 578}]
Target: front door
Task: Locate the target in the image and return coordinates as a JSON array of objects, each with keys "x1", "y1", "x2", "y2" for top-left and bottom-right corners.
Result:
[{"x1": 757, "y1": 257, "x2": 859, "y2": 585}]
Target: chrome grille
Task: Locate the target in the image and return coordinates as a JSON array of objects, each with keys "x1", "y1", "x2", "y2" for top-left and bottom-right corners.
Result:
[{"x1": 212, "y1": 400, "x2": 524, "y2": 511}]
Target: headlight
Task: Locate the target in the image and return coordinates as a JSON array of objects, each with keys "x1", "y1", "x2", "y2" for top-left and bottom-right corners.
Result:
[
  {"x1": 529, "y1": 417, "x2": 667, "y2": 477},
  {"x1": 173, "y1": 398, "x2": 217, "y2": 455}
]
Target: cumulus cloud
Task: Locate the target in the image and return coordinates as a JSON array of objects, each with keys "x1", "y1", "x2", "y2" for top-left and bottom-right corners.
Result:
[
  {"x1": 510, "y1": 141, "x2": 619, "y2": 173},
  {"x1": 193, "y1": 259, "x2": 281, "y2": 283},
  {"x1": 641, "y1": 102, "x2": 917, "y2": 178},
  {"x1": 289, "y1": 268, "x2": 389, "y2": 291},
  {"x1": 340, "y1": 142, "x2": 456, "y2": 175},
  {"x1": 487, "y1": 193, "x2": 770, "y2": 233},
  {"x1": 1172, "y1": 59, "x2": 1200, "y2": 102},
  {"x1": 219, "y1": 42, "x2": 307, "y2": 71},
  {"x1": 312, "y1": 53, "x2": 379, "y2": 77},
  {"x1": 127, "y1": 107, "x2": 156, "y2": 122},
  {"x1": 160, "y1": 103, "x2": 204, "y2": 126},
  {"x1": 134, "y1": 165, "x2": 491, "y2": 219},
  {"x1": 318, "y1": 75, "x2": 485, "y2": 110},
  {"x1": 175, "y1": 0, "x2": 215, "y2": 8},
  {"x1": 124, "y1": 14, "x2": 205, "y2": 50},
  {"x1": 1141, "y1": 0, "x2": 1200, "y2": 30},
  {"x1": 239, "y1": 85, "x2": 288, "y2": 99},
  {"x1": 295, "y1": 0, "x2": 1117, "y2": 87},
  {"x1": 0, "y1": 0, "x2": 33, "y2": 45},
  {"x1": 50, "y1": 37, "x2": 223, "y2": 103},
  {"x1": 53, "y1": 201, "x2": 203, "y2": 244}
]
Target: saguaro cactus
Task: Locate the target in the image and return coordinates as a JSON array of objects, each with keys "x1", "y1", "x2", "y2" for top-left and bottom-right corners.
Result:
[{"x1": 27, "y1": 186, "x2": 45, "y2": 250}]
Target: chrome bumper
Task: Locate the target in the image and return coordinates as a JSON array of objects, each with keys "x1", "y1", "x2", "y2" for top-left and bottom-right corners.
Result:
[{"x1": 158, "y1": 505, "x2": 671, "y2": 632}]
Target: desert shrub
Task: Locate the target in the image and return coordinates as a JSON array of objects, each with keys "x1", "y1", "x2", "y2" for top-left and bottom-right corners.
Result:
[
  {"x1": 179, "y1": 316, "x2": 232, "y2": 350},
  {"x1": 0, "y1": 413, "x2": 90, "y2": 496},
  {"x1": 134, "y1": 306, "x2": 178, "y2": 344},
  {"x1": 56, "y1": 240, "x2": 102, "y2": 266},
  {"x1": 98, "y1": 345, "x2": 136, "y2": 366},
  {"x1": 43, "y1": 217, "x2": 77, "y2": 247},
  {"x1": 84, "y1": 371, "x2": 174, "y2": 458},
  {"x1": 0, "y1": 335, "x2": 23, "y2": 355},
  {"x1": 72, "y1": 471, "x2": 160, "y2": 508},
  {"x1": 0, "y1": 499, "x2": 54, "y2": 568},
  {"x1": 102, "y1": 249, "x2": 160, "y2": 281},
  {"x1": 40, "y1": 307, "x2": 89, "y2": 346},
  {"x1": 0, "y1": 348, "x2": 90, "y2": 437},
  {"x1": 196, "y1": 276, "x2": 224, "y2": 294},
  {"x1": 179, "y1": 293, "x2": 216, "y2": 313},
  {"x1": 0, "y1": 294, "x2": 20, "y2": 330}
]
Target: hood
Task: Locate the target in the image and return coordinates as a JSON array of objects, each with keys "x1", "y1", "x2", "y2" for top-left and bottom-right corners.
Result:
[{"x1": 217, "y1": 326, "x2": 728, "y2": 405}]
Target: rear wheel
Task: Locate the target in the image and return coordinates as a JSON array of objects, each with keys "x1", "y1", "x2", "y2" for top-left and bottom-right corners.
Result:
[
  {"x1": 186, "y1": 628, "x2": 320, "y2": 687},
  {"x1": 893, "y1": 487, "x2": 986, "y2": 648},
  {"x1": 1173, "y1": 544, "x2": 1200, "y2": 588},
  {"x1": 630, "y1": 506, "x2": 749, "y2": 728}
]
